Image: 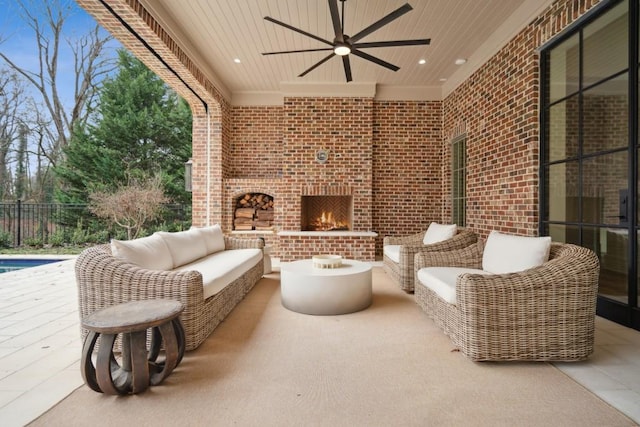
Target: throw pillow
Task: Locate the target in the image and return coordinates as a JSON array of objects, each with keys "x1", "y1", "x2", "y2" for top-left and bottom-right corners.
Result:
[
  {"x1": 157, "y1": 229, "x2": 208, "y2": 268},
  {"x1": 423, "y1": 222, "x2": 457, "y2": 245},
  {"x1": 111, "y1": 233, "x2": 173, "y2": 271},
  {"x1": 482, "y1": 231, "x2": 552, "y2": 274},
  {"x1": 193, "y1": 224, "x2": 226, "y2": 254}
]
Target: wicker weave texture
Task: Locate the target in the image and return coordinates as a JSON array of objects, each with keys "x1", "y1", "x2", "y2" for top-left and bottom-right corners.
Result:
[
  {"x1": 382, "y1": 228, "x2": 477, "y2": 292},
  {"x1": 414, "y1": 242, "x2": 600, "y2": 361},
  {"x1": 75, "y1": 237, "x2": 264, "y2": 351}
]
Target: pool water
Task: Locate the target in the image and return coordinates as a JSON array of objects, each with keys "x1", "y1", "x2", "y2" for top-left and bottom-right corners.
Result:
[{"x1": 0, "y1": 259, "x2": 64, "y2": 274}]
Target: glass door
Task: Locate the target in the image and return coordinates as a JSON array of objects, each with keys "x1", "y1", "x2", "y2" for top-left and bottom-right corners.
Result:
[{"x1": 541, "y1": 0, "x2": 640, "y2": 329}]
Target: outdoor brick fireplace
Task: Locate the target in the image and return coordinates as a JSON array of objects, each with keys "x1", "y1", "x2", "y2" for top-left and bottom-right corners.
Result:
[
  {"x1": 224, "y1": 96, "x2": 382, "y2": 261},
  {"x1": 301, "y1": 195, "x2": 352, "y2": 231}
]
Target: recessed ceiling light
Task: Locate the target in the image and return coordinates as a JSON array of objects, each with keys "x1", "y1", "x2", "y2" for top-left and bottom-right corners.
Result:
[
  {"x1": 233, "y1": 58, "x2": 241, "y2": 64},
  {"x1": 418, "y1": 59, "x2": 426, "y2": 65},
  {"x1": 439, "y1": 78, "x2": 447, "y2": 82},
  {"x1": 454, "y1": 58, "x2": 467, "y2": 65}
]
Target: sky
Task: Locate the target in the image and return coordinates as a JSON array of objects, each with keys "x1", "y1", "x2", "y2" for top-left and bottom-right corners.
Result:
[{"x1": 0, "y1": 0, "x2": 120, "y2": 109}]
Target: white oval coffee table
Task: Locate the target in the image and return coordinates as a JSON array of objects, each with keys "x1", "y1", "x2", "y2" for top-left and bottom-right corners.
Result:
[{"x1": 280, "y1": 259, "x2": 372, "y2": 315}]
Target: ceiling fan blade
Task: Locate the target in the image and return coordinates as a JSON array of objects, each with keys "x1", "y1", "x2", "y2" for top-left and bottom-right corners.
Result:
[
  {"x1": 350, "y1": 3, "x2": 413, "y2": 43},
  {"x1": 342, "y1": 55, "x2": 352, "y2": 82},
  {"x1": 264, "y1": 16, "x2": 333, "y2": 47},
  {"x1": 263, "y1": 47, "x2": 334, "y2": 55},
  {"x1": 351, "y1": 49, "x2": 400, "y2": 72},
  {"x1": 328, "y1": 0, "x2": 344, "y2": 43},
  {"x1": 353, "y1": 39, "x2": 431, "y2": 49},
  {"x1": 298, "y1": 53, "x2": 335, "y2": 77}
]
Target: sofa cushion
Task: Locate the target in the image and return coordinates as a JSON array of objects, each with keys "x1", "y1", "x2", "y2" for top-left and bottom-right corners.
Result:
[
  {"x1": 175, "y1": 248, "x2": 262, "y2": 299},
  {"x1": 417, "y1": 267, "x2": 490, "y2": 304},
  {"x1": 193, "y1": 225, "x2": 226, "y2": 254},
  {"x1": 111, "y1": 234, "x2": 173, "y2": 271},
  {"x1": 383, "y1": 245, "x2": 401, "y2": 263},
  {"x1": 157, "y1": 229, "x2": 208, "y2": 268},
  {"x1": 423, "y1": 222, "x2": 457, "y2": 245},
  {"x1": 482, "y1": 231, "x2": 552, "y2": 275}
]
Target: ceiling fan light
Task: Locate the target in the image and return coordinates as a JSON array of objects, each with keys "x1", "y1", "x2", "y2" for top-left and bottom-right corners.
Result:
[{"x1": 334, "y1": 44, "x2": 351, "y2": 56}]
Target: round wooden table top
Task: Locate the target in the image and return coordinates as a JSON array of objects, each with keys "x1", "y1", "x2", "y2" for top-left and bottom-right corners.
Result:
[{"x1": 82, "y1": 299, "x2": 184, "y2": 334}]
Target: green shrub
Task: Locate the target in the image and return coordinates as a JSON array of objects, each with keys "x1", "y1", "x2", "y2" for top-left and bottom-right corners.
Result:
[
  {"x1": 48, "y1": 229, "x2": 66, "y2": 247},
  {"x1": 0, "y1": 231, "x2": 12, "y2": 248},
  {"x1": 91, "y1": 229, "x2": 111, "y2": 243},
  {"x1": 23, "y1": 237, "x2": 43, "y2": 248},
  {"x1": 71, "y1": 227, "x2": 90, "y2": 245}
]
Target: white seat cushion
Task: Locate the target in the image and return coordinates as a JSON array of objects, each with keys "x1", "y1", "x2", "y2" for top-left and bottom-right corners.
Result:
[
  {"x1": 482, "y1": 231, "x2": 552, "y2": 274},
  {"x1": 111, "y1": 234, "x2": 173, "y2": 271},
  {"x1": 417, "y1": 267, "x2": 490, "y2": 304},
  {"x1": 383, "y1": 245, "x2": 401, "y2": 263},
  {"x1": 192, "y1": 224, "x2": 226, "y2": 254},
  {"x1": 423, "y1": 222, "x2": 457, "y2": 245},
  {"x1": 175, "y1": 248, "x2": 262, "y2": 299},
  {"x1": 157, "y1": 229, "x2": 208, "y2": 268}
]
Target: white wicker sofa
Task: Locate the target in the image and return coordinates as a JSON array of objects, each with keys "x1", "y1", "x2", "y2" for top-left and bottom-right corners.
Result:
[{"x1": 75, "y1": 225, "x2": 264, "y2": 351}]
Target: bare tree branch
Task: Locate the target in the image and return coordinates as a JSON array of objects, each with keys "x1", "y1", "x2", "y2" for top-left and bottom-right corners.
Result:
[
  {"x1": 89, "y1": 176, "x2": 169, "y2": 239},
  {"x1": 0, "y1": 0, "x2": 115, "y2": 200}
]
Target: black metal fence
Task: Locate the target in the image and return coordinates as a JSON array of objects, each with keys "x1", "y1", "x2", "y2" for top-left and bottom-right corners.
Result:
[{"x1": 0, "y1": 201, "x2": 191, "y2": 248}]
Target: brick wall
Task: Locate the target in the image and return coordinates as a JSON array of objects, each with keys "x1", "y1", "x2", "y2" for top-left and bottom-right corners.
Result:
[
  {"x1": 278, "y1": 235, "x2": 376, "y2": 262},
  {"x1": 372, "y1": 101, "x2": 443, "y2": 252},
  {"x1": 442, "y1": 0, "x2": 603, "y2": 238},
  {"x1": 280, "y1": 97, "x2": 373, "y2": 232},
  {"x1": 229, "y1": 106, "x2": 283, "y2": 178}
]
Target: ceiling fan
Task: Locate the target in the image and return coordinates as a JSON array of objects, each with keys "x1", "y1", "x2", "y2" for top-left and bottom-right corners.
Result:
[{"x1": 262, "y1": 0, "x2": 430, "y2": 82}]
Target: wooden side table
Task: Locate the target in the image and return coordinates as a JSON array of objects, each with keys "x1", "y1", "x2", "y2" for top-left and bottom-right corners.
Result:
[{"x1": 81, "y1": 299, "x2": 185, "y2": 395}]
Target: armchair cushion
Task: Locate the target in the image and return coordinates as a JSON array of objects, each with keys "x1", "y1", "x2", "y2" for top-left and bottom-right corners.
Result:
[
  {"x1": 482, "y1": 231, "x2": 551, "y2": 274},
  {"x1": 110, "y1": 233, "x2": 173, "y2": 271},
  {"x1": 423, "y1": 222, "x2": 457, "y2": 245},
  {"x1": 417, "y1": 267, "x2": 491, "y2": 304},
  {"x1": 382, "y1": 245, "x2": 401, "y2": 263}
]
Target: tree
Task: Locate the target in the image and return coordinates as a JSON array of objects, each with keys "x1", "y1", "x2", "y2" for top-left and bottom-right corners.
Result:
[
  {"x1": 56, "y1": 49, "x2": 192, "y2": 206},
  {"x1": 14, "y1": 124, "x2": 29, "y2": 200},
  {"x1": 0, "y1": 69, "x2": 25, "y2": 201},
  {"x1": 0, "y1": 0, "x2": 115, "y2": 201},
  {"x1": 88, "y1": 175, "x2": 168, "y2": 240}
]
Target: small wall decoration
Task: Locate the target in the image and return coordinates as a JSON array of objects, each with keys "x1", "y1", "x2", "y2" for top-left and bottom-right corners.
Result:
[{"x1": 316, "y1": 149, "x2": 329, "y2": 164}]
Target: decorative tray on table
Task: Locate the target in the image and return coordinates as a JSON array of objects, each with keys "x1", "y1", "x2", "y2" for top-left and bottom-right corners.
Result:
[{"x1": 312, "y1": 254, "x2": 342, "y2": 269}]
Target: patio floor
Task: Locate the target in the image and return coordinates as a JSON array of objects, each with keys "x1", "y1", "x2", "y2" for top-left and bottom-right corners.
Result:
[{"x1": 0, "y1": 258, "x2": 639, "y2": 426}]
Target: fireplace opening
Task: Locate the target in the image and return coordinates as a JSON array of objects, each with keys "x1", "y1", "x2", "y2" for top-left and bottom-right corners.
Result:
[
  {"x1": 233, "y1": 192, "x2": 274, "y2": 231},
  {"x1": 301, "y1": 195, "x2": 352, "y2": 231}
]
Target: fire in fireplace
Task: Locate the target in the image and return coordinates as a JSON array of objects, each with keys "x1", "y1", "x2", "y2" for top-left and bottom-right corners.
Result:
[{"x1": 301, "y1": 195, "x2": 352, "y2": 231}]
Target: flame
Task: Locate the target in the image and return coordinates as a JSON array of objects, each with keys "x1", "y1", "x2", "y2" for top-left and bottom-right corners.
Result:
[{"x1": 310, "y1": 210, "x2": 349, "y2": 231}]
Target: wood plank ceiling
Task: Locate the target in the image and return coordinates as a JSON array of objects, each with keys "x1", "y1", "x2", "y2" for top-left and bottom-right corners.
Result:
[{"x1": 137, "y1": 0, "x2": 550, "y2": 99}]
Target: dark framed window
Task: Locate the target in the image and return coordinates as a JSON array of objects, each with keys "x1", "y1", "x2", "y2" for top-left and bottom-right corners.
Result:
[{"x1": 452, "y1": 136, "x2": 466, "y2": 227}]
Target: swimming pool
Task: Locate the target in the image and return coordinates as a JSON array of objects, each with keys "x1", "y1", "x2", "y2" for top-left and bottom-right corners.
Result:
[{"x1": 0, "y1": 258, "x2": 65, "y2": 274}]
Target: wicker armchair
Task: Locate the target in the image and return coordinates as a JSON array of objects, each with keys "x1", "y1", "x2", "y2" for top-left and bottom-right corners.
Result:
[
  {"x1": 414, "y1": 241, "x2": 600, "y2": 361},
  {"x1": 383, "y1": 228, "x2": 477, "y2": 292},
  {"x1": 75, "y1": 237, "x2": 264, "y2": 351}
]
